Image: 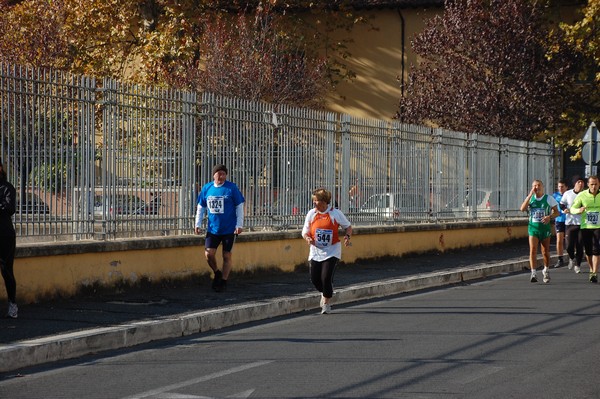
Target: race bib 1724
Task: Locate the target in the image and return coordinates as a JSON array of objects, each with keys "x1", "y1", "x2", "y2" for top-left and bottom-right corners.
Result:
[{"x1": 207, "y1": 196, "x2": 225, "y2": 214}]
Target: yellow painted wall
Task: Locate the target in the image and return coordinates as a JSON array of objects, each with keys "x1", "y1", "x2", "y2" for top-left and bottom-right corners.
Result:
[
  {"x1": 322, "y1": 3, "x2": 581, "y2": 121},
  {"x1": 8, "y1": 221, "x2": 527, "y2": 303},
  {"x1": 325, "y1": 7, "x2": 441, "y2": 121}
]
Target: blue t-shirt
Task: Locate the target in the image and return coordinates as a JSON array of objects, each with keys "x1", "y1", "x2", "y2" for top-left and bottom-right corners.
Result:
[
  {"x1": 197, "y1": 181, "x2": 245, "y2": 235},
  {"x1": 553, "y1": 191, "x2": 566, "y2": 223}
]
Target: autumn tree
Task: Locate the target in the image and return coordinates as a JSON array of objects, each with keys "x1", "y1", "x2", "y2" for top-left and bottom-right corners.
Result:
[
  {"x1": 553, "y1": 0, "x2": 600, "y2": 144},
  {"x1": 396, "y1": 0, "x2": 576, "y2": 141},
  {"x1": 0, "y1": 0, "x2": 73, "y2": 69},
  {"x1": 0, "y1": 0, "x2": 363, "y2": 107},
  {"x1": 158, "y1": 4, "x2": 330, "y2": 107}
]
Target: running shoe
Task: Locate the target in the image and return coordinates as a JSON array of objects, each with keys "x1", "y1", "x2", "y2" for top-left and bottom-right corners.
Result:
[
  {"x1": 215, "y1": 279, "x2": 227, "y2": 292},
  {"x1": 7, "y1": 302, "x2": 18, "y2": 319},
  {"x1": 568, "y1": 259, "x2": 574, "y2": 270},
  {"x1": 543, "y1": 269, "x2": 550, "y2": 283},
  {"x1": 554, "y1": 258, "x2": 565, "y2": 268},
  {"x1": 590, "y1": 273, "x2": 598, "y2": 283},
  {"x1": 574, "y1": 265, "x2": 581, "y2": 274},
  {"x1": 530, "y1": 271, "x2": 538, "y2": 283},
  {"x1": 321, "y1": 304, "x2": 331, "y2": 314},
  {"x1": 211, "y1": 270, "x2": 223, "y2": 291}
]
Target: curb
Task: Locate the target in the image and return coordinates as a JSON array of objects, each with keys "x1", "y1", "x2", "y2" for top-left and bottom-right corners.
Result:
[{"x1": 0, "y1": 258, "x2": 529, "y2": 373}]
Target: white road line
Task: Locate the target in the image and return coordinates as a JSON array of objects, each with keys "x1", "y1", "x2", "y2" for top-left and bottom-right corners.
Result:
[{"x1": 121, "y1": 361, "x2": 272, "y2": 399}]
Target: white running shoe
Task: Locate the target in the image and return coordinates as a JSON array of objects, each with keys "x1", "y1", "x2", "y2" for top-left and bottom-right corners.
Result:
[
  {"x1": 321, "y1": 304, "x2": 331, "y2": 314},
  {"x1": 530, "y1": 271, "x2": 538, "y2": 283},
  {"x1": 568, "y1": 259, "x2": 574, "y2": 270},
  {"x1": 543, "y1": 268, "x2": 550, "y2": 283},
  {"x1": 574, "y1": 265, "x2": 581, "y2": 273},
  {"x1": 7, "y1": 302, "x2": 18, "y2": 319}
]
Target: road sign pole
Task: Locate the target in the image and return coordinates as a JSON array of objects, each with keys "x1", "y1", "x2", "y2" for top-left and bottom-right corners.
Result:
[{"x1": 582, "y1": 122, "x2": 599, "y2": 178}]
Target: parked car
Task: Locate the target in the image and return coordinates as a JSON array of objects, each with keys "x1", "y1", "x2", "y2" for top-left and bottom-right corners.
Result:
[
  {"x1": 359, "y1": 192, "x2": 427, "y2": 219},
  {"x1": 443, "y1": 188, "x2": 496, "y2": 217},
  {"x1": 93, "y1": 194, "x2": 146, "y2": 218},
  {"x1": 17, "y1": 193, "x2": 50, "y2": 215},
  {"x1": 134, "y1": 194, "x2": 161, "y2": 215}
]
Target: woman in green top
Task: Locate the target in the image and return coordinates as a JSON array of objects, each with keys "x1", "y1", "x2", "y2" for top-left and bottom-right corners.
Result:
[{"x1": 520, "y1": 180, "x2": 559, "y2": 283}]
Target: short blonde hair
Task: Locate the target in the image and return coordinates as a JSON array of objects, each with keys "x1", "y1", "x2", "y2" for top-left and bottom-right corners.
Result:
[{"x1": 312, "y1": 188, "x2": 332, "y2": 204}]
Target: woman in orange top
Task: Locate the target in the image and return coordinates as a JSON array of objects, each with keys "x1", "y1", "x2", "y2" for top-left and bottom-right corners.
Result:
[{"x1": 301, "y1": 188, "x2": 352, "y2": 314}]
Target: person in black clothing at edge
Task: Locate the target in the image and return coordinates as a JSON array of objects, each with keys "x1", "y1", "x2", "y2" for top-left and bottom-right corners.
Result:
[{"x1": 0, "y1": 158, "x2": 17, "y2": 318}]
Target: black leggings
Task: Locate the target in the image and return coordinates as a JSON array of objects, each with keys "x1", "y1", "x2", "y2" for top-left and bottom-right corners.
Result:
[
  {"x1": 0, "y1": 234, "x2": 16, "y2": 303},
  {"x1": 309, "y1": 257, "x2": 339, "y2": 299},
  {"x1": 565, "y1": 225, "x2": 584, "y2": 265}
]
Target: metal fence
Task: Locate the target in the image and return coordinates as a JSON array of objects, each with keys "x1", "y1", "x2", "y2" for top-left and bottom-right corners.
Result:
[{"x1": 0, "y1": 63, "x2": 555, "y2": 243}]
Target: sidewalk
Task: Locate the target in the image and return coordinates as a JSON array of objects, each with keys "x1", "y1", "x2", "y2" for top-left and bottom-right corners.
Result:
[{"x1": 0, "y1": 239, "x2": 533, "y2": 374}]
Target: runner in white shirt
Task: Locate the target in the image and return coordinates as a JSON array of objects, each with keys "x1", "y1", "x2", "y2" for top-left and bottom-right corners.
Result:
[
  {"x1": 302, "y1": 188, "x2": 352, "y2": 314},
  {"x1": 560, "y1": 177, "x2": 588, "y2": 273}
]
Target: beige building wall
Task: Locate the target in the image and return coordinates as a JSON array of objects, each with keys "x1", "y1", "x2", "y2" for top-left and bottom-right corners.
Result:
[{"x1": 325, "y1": 7, "x2": 441, "y2": 121}]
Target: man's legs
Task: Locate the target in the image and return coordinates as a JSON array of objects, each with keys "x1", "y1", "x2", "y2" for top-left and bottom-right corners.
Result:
[
  {"x1": 528, "y1": 235, "x2": 540, "y2": 282},
  {"x1": 205, "y1": 247, "x2": 224, "y2": 290},
  {"x1": 204, "y1": 233, "x2": 236, "y2": 291},
  {"x1": 555, "y1": 229, "x2": 565, "y2": 267},
  {"x1": 581, "y1": 229, "x2": 597, "y2": 282},
  {"x1": 205, "y1": 247, "x2": 218, "y2": 273},
  {"x1": 541, "y1": 237, "x2": 551, "y2": 267},
  {"x1": 222, "y1": 250, "x2": 233, "y2": 280},
  {"x1": 565, "y1": 225, "x2": 577, "y2": 269},
  {"x1": 575, "y1": 226, "x2": 586, "y2": 267},
  {"x1": 528, "y1": 235, "x2": 539, "y2": 271},
  {"x1": 218, "y1": 234, "x2": 238, "y2": 291},
  {"x1": 591, "y1": 253, "x2": 600, "y2": 282},
  {"x1": 541, "y1": 236, "x2": 552, "y2": 283}
]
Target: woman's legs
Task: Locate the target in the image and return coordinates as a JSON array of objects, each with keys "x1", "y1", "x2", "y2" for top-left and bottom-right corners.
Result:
[
  {"x1": 310, "y1": 257, "x2": 339, "y2": 304},
  {"x1": 0, "y1": 235, "x2": 16, "y2": 303}
]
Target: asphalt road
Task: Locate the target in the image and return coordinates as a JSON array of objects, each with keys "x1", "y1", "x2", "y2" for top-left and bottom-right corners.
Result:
[
  {"x1": 0, "y1": 240, "x2": 528, "y2": 346},
  {"x1": 1, "y1": 263, "x2": 598, "y2": 399}
]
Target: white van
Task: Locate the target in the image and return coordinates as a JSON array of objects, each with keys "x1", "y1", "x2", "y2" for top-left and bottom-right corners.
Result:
[
  {"x1": 359, "y1": 192, "x2": 427, "y2": 219},
  {"x1": 443, "y1": 188, "x2": 496, "y2": 217}
]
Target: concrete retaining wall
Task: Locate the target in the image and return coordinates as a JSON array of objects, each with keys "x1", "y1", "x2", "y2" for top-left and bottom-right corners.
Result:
[{"x1": 10, "y1": 220, "x2": 528, "y2": 303}]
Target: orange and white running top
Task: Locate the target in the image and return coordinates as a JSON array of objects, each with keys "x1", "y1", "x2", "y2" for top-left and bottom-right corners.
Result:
[{"x1": 302, "y1": 206, "x2": 351, "y2": 261}]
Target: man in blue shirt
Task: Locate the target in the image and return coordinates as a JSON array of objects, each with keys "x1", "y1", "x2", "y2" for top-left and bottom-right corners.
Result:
[
  {"x1": 553, "y1": 179, "x2": 568, "y2": 267},
  {"x1": 195, "y1": 164, "x2": 245, "y2": 292}
]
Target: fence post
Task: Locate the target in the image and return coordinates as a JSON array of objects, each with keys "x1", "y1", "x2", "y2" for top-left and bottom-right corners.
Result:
[
  {"x1": 468, "y1": 133, "x2": 478, "y2": 218},
  {"x1": 339, "y1": 115, "x2": 352, "y2": 212}
]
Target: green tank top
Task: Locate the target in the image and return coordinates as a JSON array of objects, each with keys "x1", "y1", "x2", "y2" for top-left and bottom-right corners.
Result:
[{"x1": 528, "y1": 194, "x2": 551, "y2": 233}]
